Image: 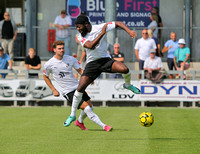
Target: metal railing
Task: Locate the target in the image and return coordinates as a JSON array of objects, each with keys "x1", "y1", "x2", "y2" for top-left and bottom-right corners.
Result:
[
  {"x1": 0, "y1": 69, "x2": 199, "y2": 80},
  {"x1": 34, "y1": 26, "x2": 185, "y2": 62},
  {"x1": 0, "y1": 70, "x2": 19, "y2": 79},
  {"x1": 23, "y1": 70, "x2": 44, "y2": 79}
]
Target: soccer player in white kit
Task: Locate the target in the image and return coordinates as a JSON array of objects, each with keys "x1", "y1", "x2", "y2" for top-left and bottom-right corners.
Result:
[
  {"x1": 43, "y1": 40, "x2": 112, "y2": 131},
  {"x1": 64, "y1": 15, "x2": 141, "y2": 127}
]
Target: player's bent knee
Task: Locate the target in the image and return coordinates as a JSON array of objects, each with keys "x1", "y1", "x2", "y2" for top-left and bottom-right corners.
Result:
[
  {"x1": 77, "y1": 83, "x2": 87, "y2": 92},
  {"x1": 77, "y1": 87, "x2": 85, "y2": 93},
  {"x1": 123, "y1": 67, "x2": 129, "y2": 74},
  {"x1": 80, "y1": 101, "x2": 89, "y2": 110},
  {"x1": 87, "y1": 100, "x2": 93, "y2": 107}
]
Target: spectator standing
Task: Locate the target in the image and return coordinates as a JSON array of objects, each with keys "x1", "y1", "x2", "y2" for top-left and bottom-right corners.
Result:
[
  {"x1": 0, "y1": 46, "x2": 12, "y2": 78},
  {"x1": 147, "y1": 29, "x2": 162, "y2": 57},
  {"x1": 110, "y1": 43, "x2": 124, "y2": 79},
  {"x1": 135, "y1": 29, "x2": 157, "y2": 78},
  {"x1": 144, "y1": 49, "x2": 165, "y2": 83},
  {"x1": 162, "y1": 32, "x2": 179, "y2": 79},
  {"x1": 54, "y1": 10, "x2": 72, "y2": 55},
  {"x1": 173, "y1": 39, "x2": 190, "y2": 79},
  {"x1": 25, "y1": 48, "x2": 41, "y2": 78},
  {"x1": 0, "y1": 12, "x2": 17, "y2": 62},
  {"x1": 148, "y1": 13, "x2": 158, "y2": 38},
  {"x1": 152, "y1": 7, "x2": 163, "y2": 39}
]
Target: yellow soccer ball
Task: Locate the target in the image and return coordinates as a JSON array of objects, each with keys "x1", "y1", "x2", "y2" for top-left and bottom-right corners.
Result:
[{"x1": 139, "y1": 112, "x2": 154, "y2": 127}]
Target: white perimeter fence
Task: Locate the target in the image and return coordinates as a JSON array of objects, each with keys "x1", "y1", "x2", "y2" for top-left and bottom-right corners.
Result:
[{"x1": 0, "y1": 70, "x2": 200, "y2": 107}]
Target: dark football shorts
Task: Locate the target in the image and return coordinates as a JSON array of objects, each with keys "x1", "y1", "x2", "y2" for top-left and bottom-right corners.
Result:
[
  {"x1": 63, "y1": 90, "x2": 90, "y2": 109},
  {"x1": 82, "y1": 57, "x2": 116, "y2": 80}
]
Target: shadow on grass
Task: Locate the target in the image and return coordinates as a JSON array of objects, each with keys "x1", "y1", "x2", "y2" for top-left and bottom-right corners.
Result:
[
  {"x1": 67, "y1": 137, "x2": 195, "y2": 141},
  {"x1": 88, "y1": 129, "x2": 128, "y2": 131},
  {"x1": 149, "y1": 138, "x2": 194, "y2": 140},
  {"x1": 103, "y1": 138, "x2": 195, "y2": 141}
]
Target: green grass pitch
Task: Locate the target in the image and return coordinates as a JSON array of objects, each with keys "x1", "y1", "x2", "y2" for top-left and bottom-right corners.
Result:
[{"x1": 0, "y1": 107, "x2": 200, "y2": 154}]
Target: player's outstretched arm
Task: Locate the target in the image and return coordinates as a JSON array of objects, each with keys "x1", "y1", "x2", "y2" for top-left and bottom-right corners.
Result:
[
  {"x1": 84, "y1": 23, "x2": 108, "y2": 49},
  {"x1": 43, "y1": 75, "x2": 60, "y2": 96},
  {"x1": 115, "y1": 21, "x2": 137, "y2": 38}
]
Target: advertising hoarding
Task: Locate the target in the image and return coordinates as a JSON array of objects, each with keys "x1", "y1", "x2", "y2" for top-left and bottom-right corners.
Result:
[
  {"x1": 1, "y1": 79, "x2": 199, "y2": 102},
  {"x1": 66, "y1": 0, "x2": 159, "y2": 27}
]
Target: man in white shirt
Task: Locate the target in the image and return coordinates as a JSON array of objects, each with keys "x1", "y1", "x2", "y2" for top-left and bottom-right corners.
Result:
[
  {"x1": 64, "y1": 15, "x2": 141, "y2": 127},
  {"x1": 144, "y1": 49, "x2": 163, "y2": 72},
  {"x1": 54, "y1": 10, "x2": 72, "y2": 55},
  {"x1": 43, "y1": 40, "x2": 112, "y2": 131},
  {"x1": 144, "y1": 49, "x2": 165, "y2": 83},
  {"x1": 135, "y1": 29, "x2": 157, "y2": 78}
]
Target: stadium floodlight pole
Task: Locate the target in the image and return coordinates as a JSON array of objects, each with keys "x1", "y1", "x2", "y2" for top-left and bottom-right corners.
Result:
[
  {"x1": 105, "y1": 0, "x2": 117, "y2": 49},
  {"x1": 185, "y1": 0, "x2": 191, "y2": 48}
]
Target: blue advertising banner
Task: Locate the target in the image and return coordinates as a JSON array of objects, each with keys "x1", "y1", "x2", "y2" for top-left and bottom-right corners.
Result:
[{"x1": 66, "y1": 0, "x2": 159, "y2": 27}]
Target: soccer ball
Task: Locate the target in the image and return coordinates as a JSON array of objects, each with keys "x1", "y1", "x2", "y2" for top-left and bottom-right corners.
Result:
[{"x1": 139, "y1": 112, "x2": 154, "y2": 127}]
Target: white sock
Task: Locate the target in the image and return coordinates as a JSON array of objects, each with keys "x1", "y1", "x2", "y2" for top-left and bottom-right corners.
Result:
[
  {"x1": 122, "y1": 73, "x2": 131, "y2": 87},
  {"x1": 78, "y1": 110, "x2": 87, "y2": 123},
  {"x1": 70, "y1": 90, "x2": 83, "y2": 117},
  {"x1": 84, "y1": 106, "x2": 106, "y2": 129},
  {"x1": 78, "y1": 105, "x2": 94, "y2": 123}
]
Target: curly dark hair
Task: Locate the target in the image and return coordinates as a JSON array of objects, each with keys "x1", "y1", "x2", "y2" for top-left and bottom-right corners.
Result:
[{"x1": 75, "y1": 15, "x2": 90, "y2": 25}]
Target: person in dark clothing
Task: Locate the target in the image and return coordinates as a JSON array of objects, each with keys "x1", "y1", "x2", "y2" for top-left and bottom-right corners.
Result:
[
  {"x1": 0, "y1": 12, "x2": 17, "y2": 61},
  {"x1": 152, "y1": 7, "x2": 163, "y2": 40},
  {"x1": 25, "y1": 48, "x2": 41, "y2": 78},
  {"x1": 110, "y1": 43, "x2": 124, "y2": 79}
]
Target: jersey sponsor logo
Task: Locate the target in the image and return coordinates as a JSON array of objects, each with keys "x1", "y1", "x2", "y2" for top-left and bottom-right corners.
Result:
[
  {"x1": 58, "y1": 72, "x2": 70, "y2": 78},
  {"x1": 108, "y1": 22, "x2": 112, "y2": 24},
  {"x1": 58, "y1": 72, "x2": 65, "y2": 78}
]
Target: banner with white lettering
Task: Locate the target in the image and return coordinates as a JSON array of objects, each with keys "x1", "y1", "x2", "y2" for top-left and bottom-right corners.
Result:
[{"x1": 66, "y1": 0, "x2": 159, "y2": 27}]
